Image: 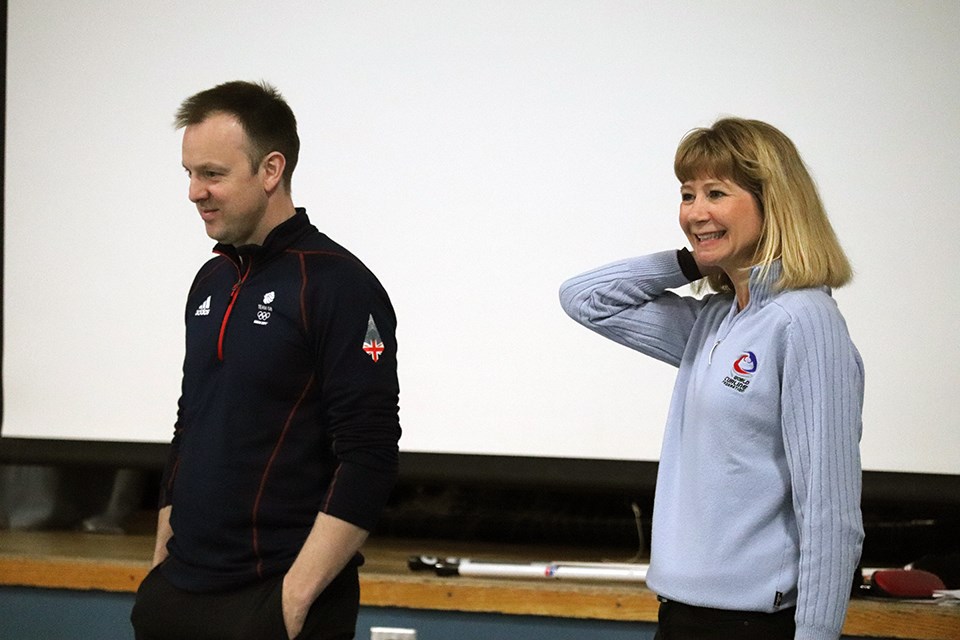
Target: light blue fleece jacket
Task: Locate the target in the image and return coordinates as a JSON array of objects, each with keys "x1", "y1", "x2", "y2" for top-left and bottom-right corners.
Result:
[{"x1": 559, "y1": 250, "x2": 864, "y2": 640}]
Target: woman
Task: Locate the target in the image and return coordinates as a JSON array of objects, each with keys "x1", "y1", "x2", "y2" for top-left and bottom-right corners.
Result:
[{"x1": 559, "y1": 118, "x2": 863, "y2": 640}]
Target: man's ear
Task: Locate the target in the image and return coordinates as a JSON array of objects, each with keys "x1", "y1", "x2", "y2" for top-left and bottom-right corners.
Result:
[{"x1": 260, "y1": 151, "x2": 287, "y2": 193}]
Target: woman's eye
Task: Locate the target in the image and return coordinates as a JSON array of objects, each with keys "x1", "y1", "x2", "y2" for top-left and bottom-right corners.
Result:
[
  {"x1": 681, "y1": 193, "x2": 694, "y2": 202},
  {"x1": 708, "y1": 190, "x2": 726, "y2": 199}
]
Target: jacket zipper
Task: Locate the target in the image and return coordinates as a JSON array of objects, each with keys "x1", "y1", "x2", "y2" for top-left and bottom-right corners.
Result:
[
  {"x1": 708, "y1": 339, "x2": 722, "y2": 365},
  {"x1": 708, "y1": 302, "x2": 747, "y2": 365},
  {"x1": 217, "y1": 258, "x2": 251, "y2": 361}
]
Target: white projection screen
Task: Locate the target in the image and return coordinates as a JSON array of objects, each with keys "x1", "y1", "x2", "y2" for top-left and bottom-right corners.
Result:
[{"x1": 3, "y1": 1, "x2": 959, "y2": 477}]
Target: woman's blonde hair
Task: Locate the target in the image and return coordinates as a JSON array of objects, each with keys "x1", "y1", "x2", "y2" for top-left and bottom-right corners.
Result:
[{"x1": 674, "y1": 117, "x2": 852, "y2": 292}]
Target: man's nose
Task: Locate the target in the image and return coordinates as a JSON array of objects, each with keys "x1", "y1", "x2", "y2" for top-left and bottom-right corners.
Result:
[{"x1": 188, "y1": 177, "x2": 207, "y2": 203}]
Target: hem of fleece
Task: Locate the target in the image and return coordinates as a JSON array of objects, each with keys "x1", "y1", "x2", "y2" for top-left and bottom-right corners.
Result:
[{"x1": 795, "y1": 623, "x2": 841, "y2": 640}]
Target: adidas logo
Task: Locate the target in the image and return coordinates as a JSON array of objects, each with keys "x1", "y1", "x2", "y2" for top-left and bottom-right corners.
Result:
[{"x1": 195, "y1": 296, "x2": 211, "y2": 316}]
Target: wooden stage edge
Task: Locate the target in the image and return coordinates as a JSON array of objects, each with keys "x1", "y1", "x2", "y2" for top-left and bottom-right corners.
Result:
[{"x1": 0, "y1": 531, "x2": 957, "y2": 640}]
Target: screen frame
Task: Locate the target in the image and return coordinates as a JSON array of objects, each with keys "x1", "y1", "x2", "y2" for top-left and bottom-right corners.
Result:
[{"x1": 1, "y1": 438, "x2": 957, "y2": 506}]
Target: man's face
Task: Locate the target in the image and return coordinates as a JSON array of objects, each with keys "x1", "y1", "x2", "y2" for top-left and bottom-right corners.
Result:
[{"x1": 181, "y1": 113, "x2": 272, "y2": 246}]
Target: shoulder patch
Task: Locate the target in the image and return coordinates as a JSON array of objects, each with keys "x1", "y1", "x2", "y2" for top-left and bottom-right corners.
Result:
[{"x1": 362, "y1": 314, "x2": 385, "y2": 362}]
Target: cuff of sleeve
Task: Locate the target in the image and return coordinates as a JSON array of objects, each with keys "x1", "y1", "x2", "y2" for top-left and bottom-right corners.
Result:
[
  {"x1": 676, "y1": 248, "x2": 703, "y2": 282},
  {"x1": 794, "y1": 624, "x2": 842, "y2": 640},
  {"x1": 323, "y1": 461, "x2": 398, "y2": 532}
]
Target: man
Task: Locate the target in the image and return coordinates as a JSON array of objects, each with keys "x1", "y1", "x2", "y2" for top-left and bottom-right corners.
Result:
[{"x1": 132, "y1": 81, "x2": 401, "y2": 640}]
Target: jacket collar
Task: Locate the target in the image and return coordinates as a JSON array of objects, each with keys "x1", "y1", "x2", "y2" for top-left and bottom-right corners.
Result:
[
  {"x1": 745, "y1": 259, "x2": 783, "y2": 309},
  {"x1": 214, "y1": 208, "x2": 311, "y2": 266},
  {"x1": 742, "y1": 259, "x2": 832, "y2": 311}
]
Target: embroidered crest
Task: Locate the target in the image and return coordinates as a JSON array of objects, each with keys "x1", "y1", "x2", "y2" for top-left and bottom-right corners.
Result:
[
  {"x1": 723, "y1": 351, "x2": 757, "y2": 393},
  {"x1": 732, "y1": 351, "x2": 758, "y2": 377},
  {"x1": 362, "y1": 314, "x2": 385, "y2": 362},
  {"x1": 254, "y1": 291, "x2": 274, "y2": 326}
]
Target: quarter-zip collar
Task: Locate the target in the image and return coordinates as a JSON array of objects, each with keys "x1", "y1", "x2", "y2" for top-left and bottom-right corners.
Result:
[
  {"x1": 709, "y1": 259, "x2": 784, "y2": 365},
  {"x1": 743, "y1": 259, "x2": 782, "y2": 311},
  {"x1": 213, "y1": 207, "x2": 312, "y2": 269},
  {"x1": 210, "y1": 208, "x2": 312, "y2": 362}
]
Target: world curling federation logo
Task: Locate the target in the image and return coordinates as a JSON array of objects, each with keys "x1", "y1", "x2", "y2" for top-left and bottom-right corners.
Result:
[{"x1": 723, "y1": 351, "x2": 757, "y2": 393}]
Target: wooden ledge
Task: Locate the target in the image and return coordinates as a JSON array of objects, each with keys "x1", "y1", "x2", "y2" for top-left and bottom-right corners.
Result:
[
  {"x1": 0, "y1": 530, "x2": 151, "y2": 592},
  {"x1": 1, "y1": 531, "x2": 957, "y2": 639}
]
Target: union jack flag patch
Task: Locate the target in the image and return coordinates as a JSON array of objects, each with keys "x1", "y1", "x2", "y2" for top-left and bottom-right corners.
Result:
[{"x1": 362, "y1": 314, "x2": 385, "y2": 362}]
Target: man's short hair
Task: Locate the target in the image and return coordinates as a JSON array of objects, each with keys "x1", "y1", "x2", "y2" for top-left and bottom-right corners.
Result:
[{"x1": 175, "y1": 80, "x2": 299, "y2": 192}]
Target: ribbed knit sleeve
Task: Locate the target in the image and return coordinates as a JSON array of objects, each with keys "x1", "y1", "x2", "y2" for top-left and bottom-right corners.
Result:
[
  {"x1": 780, "y1": 294, "x2": 864, "y2": 640},
  {"x1": 558, "y1": 250, "x2": 707, "y2": 367}
]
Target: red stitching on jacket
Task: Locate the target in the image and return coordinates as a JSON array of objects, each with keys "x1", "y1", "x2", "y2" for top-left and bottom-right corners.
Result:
[
  {"x1": 298, "y1": 253, "x2": 309, "y2": 332},
  {"x1": 250, "y1": 373, "x2": 316, "y2": 578},
  {"x1": 322, "y1": 464, "x2": 343, "y2": 513}
]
